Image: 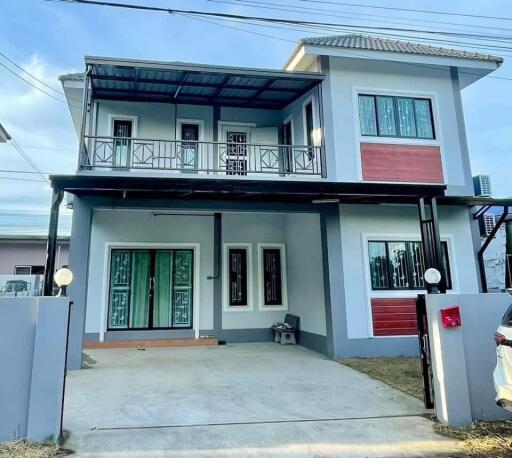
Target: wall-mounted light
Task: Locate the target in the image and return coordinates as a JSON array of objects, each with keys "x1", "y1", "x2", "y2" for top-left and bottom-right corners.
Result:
[
  {"x1": 54, "y1": 268, "x2": 74, "y2": 297},
  {"x1": 424, "y1": 267, "x2": 442, "y2": 294}
]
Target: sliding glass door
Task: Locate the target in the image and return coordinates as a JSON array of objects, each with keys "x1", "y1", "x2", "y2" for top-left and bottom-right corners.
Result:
[{"x1": 108, "y1": 248, "x2": 194, "y2": 330}]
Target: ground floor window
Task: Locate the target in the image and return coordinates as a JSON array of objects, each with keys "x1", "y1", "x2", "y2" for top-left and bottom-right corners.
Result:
[
  {"x1": 225, "y1": 244, "x2": 251, "y2": 309},
  {"x1": 368, "y1": 240, "x2": 452, "y2": 291},
  {"x1": 108, "y1": 248, "x2": 193, "y2": 330},
  {"x1": 258, "y1": 244, "x2": 287, "y2": 311}
]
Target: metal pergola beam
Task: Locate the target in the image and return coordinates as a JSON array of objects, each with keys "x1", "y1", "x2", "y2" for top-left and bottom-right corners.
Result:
[{"x1": 91, "y1": 74, "x2": 305, "y2": 93}]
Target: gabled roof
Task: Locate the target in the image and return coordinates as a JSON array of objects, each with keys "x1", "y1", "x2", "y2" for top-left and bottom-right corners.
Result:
[{"x1": 294, "y1": 33, "x2": 503, "y2": 65}]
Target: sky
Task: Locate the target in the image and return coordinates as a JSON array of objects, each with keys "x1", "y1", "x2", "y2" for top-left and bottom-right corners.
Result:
[{"x1": 0, "y1": 0, "x2": 511, "y2": 218}]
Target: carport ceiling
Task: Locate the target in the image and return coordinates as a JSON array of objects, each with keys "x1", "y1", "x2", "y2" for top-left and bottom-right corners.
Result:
[{"x1": 86, "y1": 56, "x2": 324, "y2": 109}]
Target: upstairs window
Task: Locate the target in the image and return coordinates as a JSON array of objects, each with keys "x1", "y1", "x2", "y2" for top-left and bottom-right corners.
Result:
[
  {"x1": 359, "y1": 94, "x2": 435, "y2": 140},
  {"x1": 368, "y1": 240, "x2": 451, "y2": 291}
]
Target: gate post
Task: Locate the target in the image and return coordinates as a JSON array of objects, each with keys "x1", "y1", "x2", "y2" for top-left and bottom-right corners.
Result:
[
  {"x1": 418, "y1": 197, "x2": 446, "y2": 293},
  {"x1": 416, "y1": 294, "x2": 434, "y2": 409}
]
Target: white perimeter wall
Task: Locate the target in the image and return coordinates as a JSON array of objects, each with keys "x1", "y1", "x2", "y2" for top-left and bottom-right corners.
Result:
[
  {"x1": 85, "y1": 209, "x2": 326, "y2": 337},
  {"x1": 340, "y1": 204, "x2": 479, "y2": 339}
]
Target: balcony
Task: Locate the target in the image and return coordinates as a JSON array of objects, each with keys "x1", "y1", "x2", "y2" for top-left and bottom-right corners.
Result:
[{"x1": 80, "y1": 135, "x2": 323, "y2": 176}]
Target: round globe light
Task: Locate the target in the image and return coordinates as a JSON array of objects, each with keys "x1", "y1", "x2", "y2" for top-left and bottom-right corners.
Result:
[
  {"x1": 424, "y1": 267, "x2": 442, "y2": 286},
  {"x1": 54, "y1": 267, "x2": 74, "y2": 287}
]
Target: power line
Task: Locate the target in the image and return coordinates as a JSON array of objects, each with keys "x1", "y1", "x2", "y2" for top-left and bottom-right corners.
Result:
[
  {"x1": 53, "y1": 0, "x2": 512, "y2": 42},
  {"x1": 189, "y1": 10, "x2": 512, "y2": 56},
  {"x1": 0, "y1": 169, "x2": 50, "y2": 175},
  {"x1": 8, "y1": 139, "x2": 50, "y2": 182},
  {"x1": 0, "y1": 175, "x2": 48, "y2": 183},
  {"x1": 0, "y1": 51, "x2": 83, "y2": 104},
  {"x1": 178, "y1": 13, "x2": 512, "y2": 83},
  {"x1": 208, "y1": 0, "x2": 512, "y2": 35},
  {"x1": 261, "y1": 0, "x2": 512, "y2": 22},
  {"x1": 0, "y1": 61, "x2": 82, "y2": 109}
]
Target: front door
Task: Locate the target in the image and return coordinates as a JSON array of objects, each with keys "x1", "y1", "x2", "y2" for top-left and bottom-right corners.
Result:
[
  {"x1": 112, "y1": 119, "x2": 133, "y2": 168},
  {"x1": 221, "y1": 125, "x2": 251, "y2": 175},
  {"x1": 108, "y1": 249, "x2": 194, "y2": 330}
]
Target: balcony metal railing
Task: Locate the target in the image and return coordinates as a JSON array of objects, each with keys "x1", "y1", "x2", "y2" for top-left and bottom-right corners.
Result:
[{"x1": 80, "y1": 135, "x2": 323, "y2": 177}]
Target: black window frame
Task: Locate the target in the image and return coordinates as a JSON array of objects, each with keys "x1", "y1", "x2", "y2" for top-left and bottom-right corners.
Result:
[
  {"x1": 261, "y1": 247, "x2": 284, "y2": 307},
  {"x1": 358, "y1": 94, "x2": 436, "y2": 140},
  {"x1": 368, "y1": 240, "x2": 452, "y2": 291},
  {"x1": 227, "y1": 247, "x2": 249, "y2": 307}
]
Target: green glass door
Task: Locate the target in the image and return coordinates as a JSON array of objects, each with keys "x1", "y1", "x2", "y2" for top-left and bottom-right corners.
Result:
[
  {"x1": 171, "y1": 250, "x2": 193, "y2": 327},
  {"x1": 108, "y1": 248, "x2": 194, "y2": 330}
]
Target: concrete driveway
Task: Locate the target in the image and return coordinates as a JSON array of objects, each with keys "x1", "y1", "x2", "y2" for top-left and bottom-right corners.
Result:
[{"x1": 64, "y1": 343, "x2": 462, "y2": 457}]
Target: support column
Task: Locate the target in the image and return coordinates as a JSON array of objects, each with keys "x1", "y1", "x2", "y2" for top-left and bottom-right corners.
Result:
[
  {"x1": 212, "y1": 212, "x2": 223, "y2": 338},
  {"x1": 320, "y1": 205, "x2": 347, "y2": 358},
  {"x1": 418, "y1": 197, "x2": 446, "y2": 293},
  {"x1": 66, "y1": 197, "x2": 93, "y2": 370},
  {"x1": 44, "y1": 188, "x2": 64, "y2": 296}
]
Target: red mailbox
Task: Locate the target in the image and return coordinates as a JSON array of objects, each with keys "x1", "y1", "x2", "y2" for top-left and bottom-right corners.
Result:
[{"x1": 441, "y1": 306, "x2": 461, "y2": 328}]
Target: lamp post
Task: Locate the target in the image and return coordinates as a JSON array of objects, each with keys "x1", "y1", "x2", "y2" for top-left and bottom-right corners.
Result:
[
  {"x1": 54, "y1": 267, "x2": 73, "y2": 297},
  {"x1": 54, "y1": 267, "x2": 73, "y2": 440}
]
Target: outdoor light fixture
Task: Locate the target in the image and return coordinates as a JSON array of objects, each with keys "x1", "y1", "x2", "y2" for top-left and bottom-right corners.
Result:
[
  {"x1": 54, "y1": 267, "x2": 73, "y2": 297},
  {"x1": 424, "y1": 267, "x2": 442, "y2": 294}
]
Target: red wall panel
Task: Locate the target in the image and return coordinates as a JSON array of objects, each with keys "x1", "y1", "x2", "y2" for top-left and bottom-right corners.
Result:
[
  {"x1": 361, "y1": 142, "x2": 443, "y2": 184},
  {"x1": 371, "y1": 297, "x2": 418, "y2": 337}
]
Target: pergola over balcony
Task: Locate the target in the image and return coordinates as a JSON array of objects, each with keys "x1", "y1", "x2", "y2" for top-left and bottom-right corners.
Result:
[
  {"x1": 85, "y1": 56, "x2": 324, "y2": 109},
  {"x1": 79, "y1": 57, "x2": 326, "y2": 177}
]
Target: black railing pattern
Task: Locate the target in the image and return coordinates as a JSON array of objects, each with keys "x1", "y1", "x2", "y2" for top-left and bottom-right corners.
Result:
[{"x1": 81, "y1": 136, "x2": 323, "y2": 176}]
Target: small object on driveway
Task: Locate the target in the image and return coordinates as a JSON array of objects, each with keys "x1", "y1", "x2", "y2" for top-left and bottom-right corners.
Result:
[
  {"x1": 271, "y1": 314, "x2": 299, "y2": 345},
  {"x1": 494, "y1": 301, "x2": 512, "y2": 412}
]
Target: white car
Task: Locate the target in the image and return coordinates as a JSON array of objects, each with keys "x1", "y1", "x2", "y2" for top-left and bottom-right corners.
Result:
[{"x1": 494, "y1": 302, "x2": 512, "y2": 412}]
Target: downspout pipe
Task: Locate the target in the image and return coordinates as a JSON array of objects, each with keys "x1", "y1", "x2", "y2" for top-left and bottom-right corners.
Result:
[{"x1": 477, "y1": 206, "x2": 509, "y2": 293}]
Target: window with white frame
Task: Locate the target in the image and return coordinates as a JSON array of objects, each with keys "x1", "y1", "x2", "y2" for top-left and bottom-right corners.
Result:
[
  {"x1": 258, "y1": 244, "x2": 288, "y2": 310},
  {"x1": 223, "y1": 244, "x2": 252, "y2": 310},
  {"x1": 368, "y1": 240, "x2": 452, "y2": 291},
  {"x1": 358, "y1": 94, "x2": 435, "y2": 140}
]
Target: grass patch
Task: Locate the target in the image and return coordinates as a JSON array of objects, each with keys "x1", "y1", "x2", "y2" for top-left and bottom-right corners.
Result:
[
  {"x1": 435, "y1": 420, "x2": 512, "y2": 457},
  {"x1": 339, "y1": 356, "x2": 423, "y2": 399},
  {"x1": 0, "y1": 440, "x2": 61, "y2": 458},
  {"x1": 339, "y1": 356, "x2": 512, "y2": 457}
]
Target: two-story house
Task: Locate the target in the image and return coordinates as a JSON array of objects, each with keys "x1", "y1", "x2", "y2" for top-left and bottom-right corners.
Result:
[{"x1": 50, "y1": 34, "x2": 506, "y2": 370}]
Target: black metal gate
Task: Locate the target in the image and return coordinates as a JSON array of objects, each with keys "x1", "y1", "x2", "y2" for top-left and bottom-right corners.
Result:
[{"x1": 416, "y1": 294, "x2": 435, "y2": 409}]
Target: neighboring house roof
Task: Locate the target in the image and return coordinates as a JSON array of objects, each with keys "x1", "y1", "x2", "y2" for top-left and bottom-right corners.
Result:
[
  {"x1": 0, "y1": 212, "x2": 72, "y2": 238},
  {"x1": 298, "y1": 34, "x2": 504, "y2": 64},
  {"x1": 0, "y1": 123, "x2": 11, "y2": 143},
  {"x1": 59, "y1": 72, "x2": 85, "y2": 82}
]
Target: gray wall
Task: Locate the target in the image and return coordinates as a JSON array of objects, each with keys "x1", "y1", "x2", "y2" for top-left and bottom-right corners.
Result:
[
  {"x1": 426, "y1": 293, "x2": 512, "y2": 425},
  {"x1": 0, "y1": 240, "x2": 68, "y2": 275},
  {"x1": 0, "y1": 297, "x2": 69, "y2": 442},
  {"x1": 82, "y1": 206, "x2": 326, "y2": 351},
  {"x1": 323, "y1": 57, "x2": 474, "y2": 195}
]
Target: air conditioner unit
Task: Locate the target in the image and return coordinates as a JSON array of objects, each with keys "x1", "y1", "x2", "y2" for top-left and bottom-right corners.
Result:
[{"x1": 473, "y1": 174, "x2": 492, "y2": 197}]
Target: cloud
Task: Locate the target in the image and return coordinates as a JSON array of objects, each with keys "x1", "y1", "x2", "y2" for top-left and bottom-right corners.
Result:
[{"x1": 0, "y1": 54, "x2": 78, "y2": 212}]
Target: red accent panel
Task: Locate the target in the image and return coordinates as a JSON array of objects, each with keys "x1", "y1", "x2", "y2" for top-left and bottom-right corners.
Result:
[
  {"x1": 361, "y1": 142, "x2": 443, "y2": 184},
  {"x1": 371, "y1": 298, "x2": 418, "y2": 337}
]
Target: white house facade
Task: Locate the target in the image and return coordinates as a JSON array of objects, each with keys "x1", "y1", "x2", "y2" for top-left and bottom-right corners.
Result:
[{"x1": 50, "y1": 34, "x2": 506, "y2": 370}]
